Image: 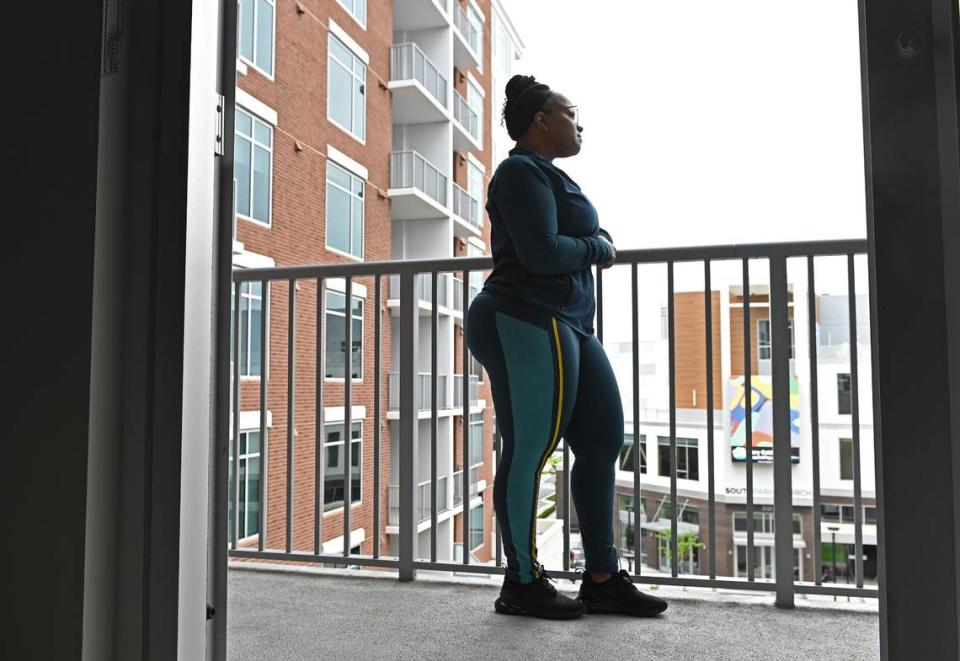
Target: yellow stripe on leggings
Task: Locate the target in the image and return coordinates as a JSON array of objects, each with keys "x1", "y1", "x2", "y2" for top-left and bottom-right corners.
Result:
[{"x1": 531, "y1": 317, "x2": 565, "y2": 577}]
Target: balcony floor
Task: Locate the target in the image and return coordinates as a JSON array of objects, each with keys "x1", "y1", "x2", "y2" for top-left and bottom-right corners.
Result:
[{"x1": 228, "y1": 564, "x2": 879, "y2": 660}]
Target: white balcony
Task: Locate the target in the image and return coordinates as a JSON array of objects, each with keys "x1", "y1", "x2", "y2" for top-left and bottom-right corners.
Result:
[
  {"x1": 385, "y1": 272, "x2": 457, "y2": 317},
  {"x1": 389, "y1": 43, "x2": 448, "y2": 124},
  {"x1": 393, "y1": 0, "x2": 449, "y2": 31},
  {"x1": 452, "y1": 89, "x2": 482, "y2": 153},
  {"x1": 388, "y1": 150, "x2": 449, "y2": 220},
  {"x1": 387, "y1": 371, "x2": 452, "y2": 415},
  {"x1": 452, "y1": 2, "x2": 482, "y2": 70},
  {"x1": 451, "y1": 182, "x2": 482, "y2": 237},
  {"x1": 452, "y1": 373, "x2": 481, "y2": 412}
]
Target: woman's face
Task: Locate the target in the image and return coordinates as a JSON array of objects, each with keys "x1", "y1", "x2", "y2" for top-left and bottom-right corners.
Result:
[{"x1": 536, "y1": 95, "x2": 582, "y2": 157}]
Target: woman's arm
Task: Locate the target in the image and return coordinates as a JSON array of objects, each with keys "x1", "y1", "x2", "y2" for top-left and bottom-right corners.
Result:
[{"x1": 494, "y1": 158, "x2": 613, "y2": 276}]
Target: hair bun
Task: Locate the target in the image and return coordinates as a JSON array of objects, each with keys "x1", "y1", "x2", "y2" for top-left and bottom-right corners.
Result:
[{"x1": 505, "y1": 74, "x2": 544, "y2": 103}]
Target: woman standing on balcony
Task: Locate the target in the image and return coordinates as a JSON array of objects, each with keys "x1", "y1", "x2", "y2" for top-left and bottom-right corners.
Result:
[{"x1": 466, "y1": 74, "x2": 668, "y2": 620}]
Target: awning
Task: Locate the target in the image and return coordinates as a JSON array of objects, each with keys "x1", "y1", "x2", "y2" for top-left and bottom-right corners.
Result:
[{"x1": 734, "y1": 534, "x2": 806, "y2": 549}]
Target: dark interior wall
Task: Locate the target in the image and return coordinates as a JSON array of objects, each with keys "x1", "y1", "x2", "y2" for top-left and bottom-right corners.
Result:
[{"x1": 1, "y1": 2, "x2": 104, "y2": 659}]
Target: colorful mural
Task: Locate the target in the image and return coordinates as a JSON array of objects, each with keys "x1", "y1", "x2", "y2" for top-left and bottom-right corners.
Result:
[{"x1": 728, "y1": 376, "x2": 800, "y2": 463}]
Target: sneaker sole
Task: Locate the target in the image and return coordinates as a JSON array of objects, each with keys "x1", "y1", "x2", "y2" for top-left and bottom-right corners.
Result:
[
  {"x1": 494, "y1": 596, "x2": 585, "y2": 620},
  {"x1": 578, "y1": 598, "x2": 668, "y2": 617}
]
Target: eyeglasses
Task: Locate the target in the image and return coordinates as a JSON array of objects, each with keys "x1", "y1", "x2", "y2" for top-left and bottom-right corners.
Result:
[{"x1": 540, "y1": 105, "x2": 580, "y2": 126}]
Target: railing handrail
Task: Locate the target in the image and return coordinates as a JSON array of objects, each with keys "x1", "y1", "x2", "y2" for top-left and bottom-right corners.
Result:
[{"x1": 232, "y1": 239, "x2": 868, "y2": 283}]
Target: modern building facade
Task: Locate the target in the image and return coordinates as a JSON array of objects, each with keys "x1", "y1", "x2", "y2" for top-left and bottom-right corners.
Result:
[
  {"x1": 229, "y1": 0, "x2": 524, "y2": 568},
  {"x1": 558, "y1": 277, "x2": 877, "y2": 585}
]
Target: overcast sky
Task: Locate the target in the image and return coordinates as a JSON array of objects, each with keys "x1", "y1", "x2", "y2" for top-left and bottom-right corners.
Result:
[{"x1": 500, "y1": 0, "x2": 870, "y2": 342}]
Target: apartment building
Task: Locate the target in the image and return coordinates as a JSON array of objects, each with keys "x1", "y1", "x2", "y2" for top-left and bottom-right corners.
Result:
[
  {"x1": 558, "y1": 277, "x2": 877, "y2": 585},
  {"x1": 229, "y1": 0, "x2": 524, "y2": 568}
]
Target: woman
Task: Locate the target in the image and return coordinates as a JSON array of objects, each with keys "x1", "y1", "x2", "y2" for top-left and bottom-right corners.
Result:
[{"x1": 466, "y1": 74, "x2": 668, "y2": 620}]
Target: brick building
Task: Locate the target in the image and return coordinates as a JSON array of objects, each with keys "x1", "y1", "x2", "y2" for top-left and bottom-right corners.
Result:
[{"x1": 229, "y1": 0, "x2": 524, "y2": 568}]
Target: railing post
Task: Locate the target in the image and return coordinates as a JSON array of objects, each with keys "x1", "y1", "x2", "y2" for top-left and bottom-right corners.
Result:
[
  {"x1": 398, "y1": 271, "x2": 419, "y2": 581},
  {"x1": 770, "y1": 256, "x2": 795, "y2": 608}
]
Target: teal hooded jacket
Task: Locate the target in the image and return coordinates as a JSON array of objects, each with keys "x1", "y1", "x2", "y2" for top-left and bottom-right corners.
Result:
[{"x1": 480, "y1": 146, "x2": 615, "y2": 337}]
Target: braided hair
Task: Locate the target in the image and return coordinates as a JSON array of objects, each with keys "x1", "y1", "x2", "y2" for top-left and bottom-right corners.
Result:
[{"x1": 500, "y1": 74, "x2": 555, "y2": 141}]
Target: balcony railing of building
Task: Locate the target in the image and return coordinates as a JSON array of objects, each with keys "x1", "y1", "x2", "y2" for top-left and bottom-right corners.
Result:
[
  {"x1": 453, "y1": 3, "x2": 481, "y2": 58},
  {"x1": 390, "y1": 43, "x2": 447, "y2": 108},
  {"x1": 389, "y1": 272, "x2": 451, "y2": 308},
  {"x1": 452, "y1": 182, "x2": 482, "y2": 228},
  {"x1": 452, "y1": 90, "x2": 480, "y2": 143},
  {"x1": 452, "y1": 373, "x2": 479, "y2": 408},
  {"x1": 388, "y1": 475, "x2": 450, "y2": 526},
  {"x1": 227, "y1": 239, "x2": 877, "y2": 609},
  {"x1": 390, "y1": 150, "x2": 447, "y2": 207},
  {"x1": 388, "y1": 371, "x2": 450, "y2": 411}
]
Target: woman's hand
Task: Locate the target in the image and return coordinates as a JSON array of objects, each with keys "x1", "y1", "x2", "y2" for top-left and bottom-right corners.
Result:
[{"x1": 598, "y1": 235, "x2": 616, "y2": 269}]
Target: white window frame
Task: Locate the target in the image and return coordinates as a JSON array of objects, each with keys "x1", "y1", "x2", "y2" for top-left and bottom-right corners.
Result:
[
  {"x1": 229, "y1": 429, "x2": 263, "y2": 541},
  {"x1": 322, "y1": 420, "x2": 364, "y2": 515},
  {"x1": 466, "y1": 76, "x2": 484, "y2": 145},
  {"x1": 657, "y1": 436, "x2": 699, "y2": 481},
  {"x1": 327, "y1": 32, "x2": 367, "y2": 143},
  {"x1": 325, "y1": 160, "x2": 365, "y2": 260},
  {"x1": 235, "y1": 107, "x2": 273, "y2": 227},
  {"x1": 324, "y1": 289, "x2": 364, "y2": 382},
  {"x1": 467, "y1": 159, "x2": 484, "y2": 216},
  {"x1": 237, "y1": 0, "x2": 276, "y2": 79},
  {"x1": 336, "y1": 0, "x2": 366, "y2": 29}
]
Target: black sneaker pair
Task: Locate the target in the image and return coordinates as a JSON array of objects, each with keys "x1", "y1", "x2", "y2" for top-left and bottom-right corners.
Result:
[
  {"x1": 494, "y1": 563, "x2": 586, "y2": 620},
  {"x1": 576, "y1": 568, "x2": 669, "y2": 617}
]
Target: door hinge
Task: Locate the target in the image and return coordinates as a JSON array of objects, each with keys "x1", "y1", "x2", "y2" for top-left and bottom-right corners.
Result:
[{"x1": 215, "y1": 93, "x2": 225, "y2": 156}]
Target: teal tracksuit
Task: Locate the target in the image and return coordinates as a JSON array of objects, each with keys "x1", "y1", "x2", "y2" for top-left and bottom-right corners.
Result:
[{"x1": 466, "y1": 147, "x2": 624, "y2": 583}]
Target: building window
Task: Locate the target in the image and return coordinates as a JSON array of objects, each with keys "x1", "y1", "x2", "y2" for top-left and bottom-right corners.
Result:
[
  {"x1": 324, "y1": 421, "x2": 362, "y2": 512},
  {"x1": 336, "y1": 0, "x2": 366, "y2": 28},
  {"x1": 326, "y1": 160, "x2": 364, "y2": 258},
  {"x1": 658, "y1": 436, "x2": 699, "y2": 480},
  {"x1": 619, "y1": 433, "x2": 647, "y2": 474},
  {"x1": 660, "y1": 305, "x2": 668, "y2": 340},
  {"x1": 821, "y1": 502, "x2": 875, "y2": 525},
  {"x1": 238, "y1": 0, "x2": 275, "y2": 76},
  {"x1": 469, "y1": 413, "x2": 484, "y2": 466},
  {"x1": 734, "y1": 511, "x2": 802, "y2": 535},
  {"x1": 469, "y1": 501, "x2": 484, "y2": 550},
  {"x1": 228, "y1": 430, "x2": 262, "y2": 539},
  {"x1": 757, "y1": 318, "x2": 795, "y2": 360},
  {"x1": 328, "y1": 34, "x2": 366, "y2": 141},
  {"x1": 839, "y1": 437, "x2": 854, "y2": 480},
  {"x1": 232, "y1": 281, "x2": 263, "y2": 377},
  {"x1": 325, "y1": 291, "x2": 363, "y2": 379},
  {"x1": 837, "y1": 373, "x2": 852, "y2": 414},
  {"x1": 617, "y1": 495, "x2": 645, "y2": 555},
  {"x1": 235, "y1": 108, "x2": 273, "y2": 226}
]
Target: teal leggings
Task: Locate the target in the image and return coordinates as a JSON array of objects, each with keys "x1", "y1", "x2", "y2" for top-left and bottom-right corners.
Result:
[{"x1": 466, "y1": 291, "x2": 625, "y2": 583}]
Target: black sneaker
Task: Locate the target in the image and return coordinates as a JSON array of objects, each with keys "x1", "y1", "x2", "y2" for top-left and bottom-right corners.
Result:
[
  {"x1": 576, "y1": 569, "x2": 668, "y2": 617},
  {"x1": 494, "y1": 564, "x2": 586, "y2": 620}
]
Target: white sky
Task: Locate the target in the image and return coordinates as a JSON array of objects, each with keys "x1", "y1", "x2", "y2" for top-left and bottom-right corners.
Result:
[{"x1": 501, "y1": 0, "x2": 870, "y2": 342}]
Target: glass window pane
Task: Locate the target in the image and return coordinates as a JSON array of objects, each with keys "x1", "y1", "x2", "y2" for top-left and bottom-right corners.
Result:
[
  {"x1": 325, "y1": 302, "x2": 345, "y2": 379},
  {"x1": 354, "y1": 78, "x2": 366, "y2": 139},
  {"x1": 327, "y1": 291, "x2": 346, "y2": 315},
  {"x1": 235, "y1": 135, "x2": 251, "y2": 217},
  {"x1": 240, "y1": 294, "x2": 250, "y2": 375},
  {"x1": 246, "y1": 431, "x2": 261, "y2": 454},
  {"x1": 351, "y1": 198, "x2": 363, "y2": 256},
  {"x1": 247, "y1": 457, "x2": 260, "y2": 535},
  {"x1": 329, "y1": 62, "x2": 354, "y2": 128},
  {"x1": 328, "y1": 162, "x2": 352, "y2": 189},
  {"x1": 254, "y1": 120, "x2": 271, "y2": 147},
  {"x1": 839, "y1": 438, "x2": 854, "y2": 480},
  {"x1": 249, "y1": 292, "x2": 262, "y2": 375},
  {"x1": 329, "y1": 35, "x2": 353, "y2": 65},
  {"x1": 821, "y1": 504, "x2": 841, "y2": 523},
  {"x1": 351, "y1": 317, "x2": 362, "y2": 378},
  {"x1": 841, "y1": 505, "x2": 856, "y2": 523},
  {"x1": 252, "y1": 145, "x2": 271, "y2": 223},
  {"x1": 236, "y1": 109, "x2": 253, "y2": 136},
  {"x1": 327, "y1": 185, "x2": 351, "y2": 252},
  {"x1": 239, "y1": 0, "x2": 255, "y2": 61},
  {"x1": 256, "y1": 0, "x2": 274, "y2": 74}
]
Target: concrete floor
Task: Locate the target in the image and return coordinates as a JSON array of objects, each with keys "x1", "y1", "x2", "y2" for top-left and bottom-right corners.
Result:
[{"x1": 228, "y1": 564, "x2": 879, "y2": 661}]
